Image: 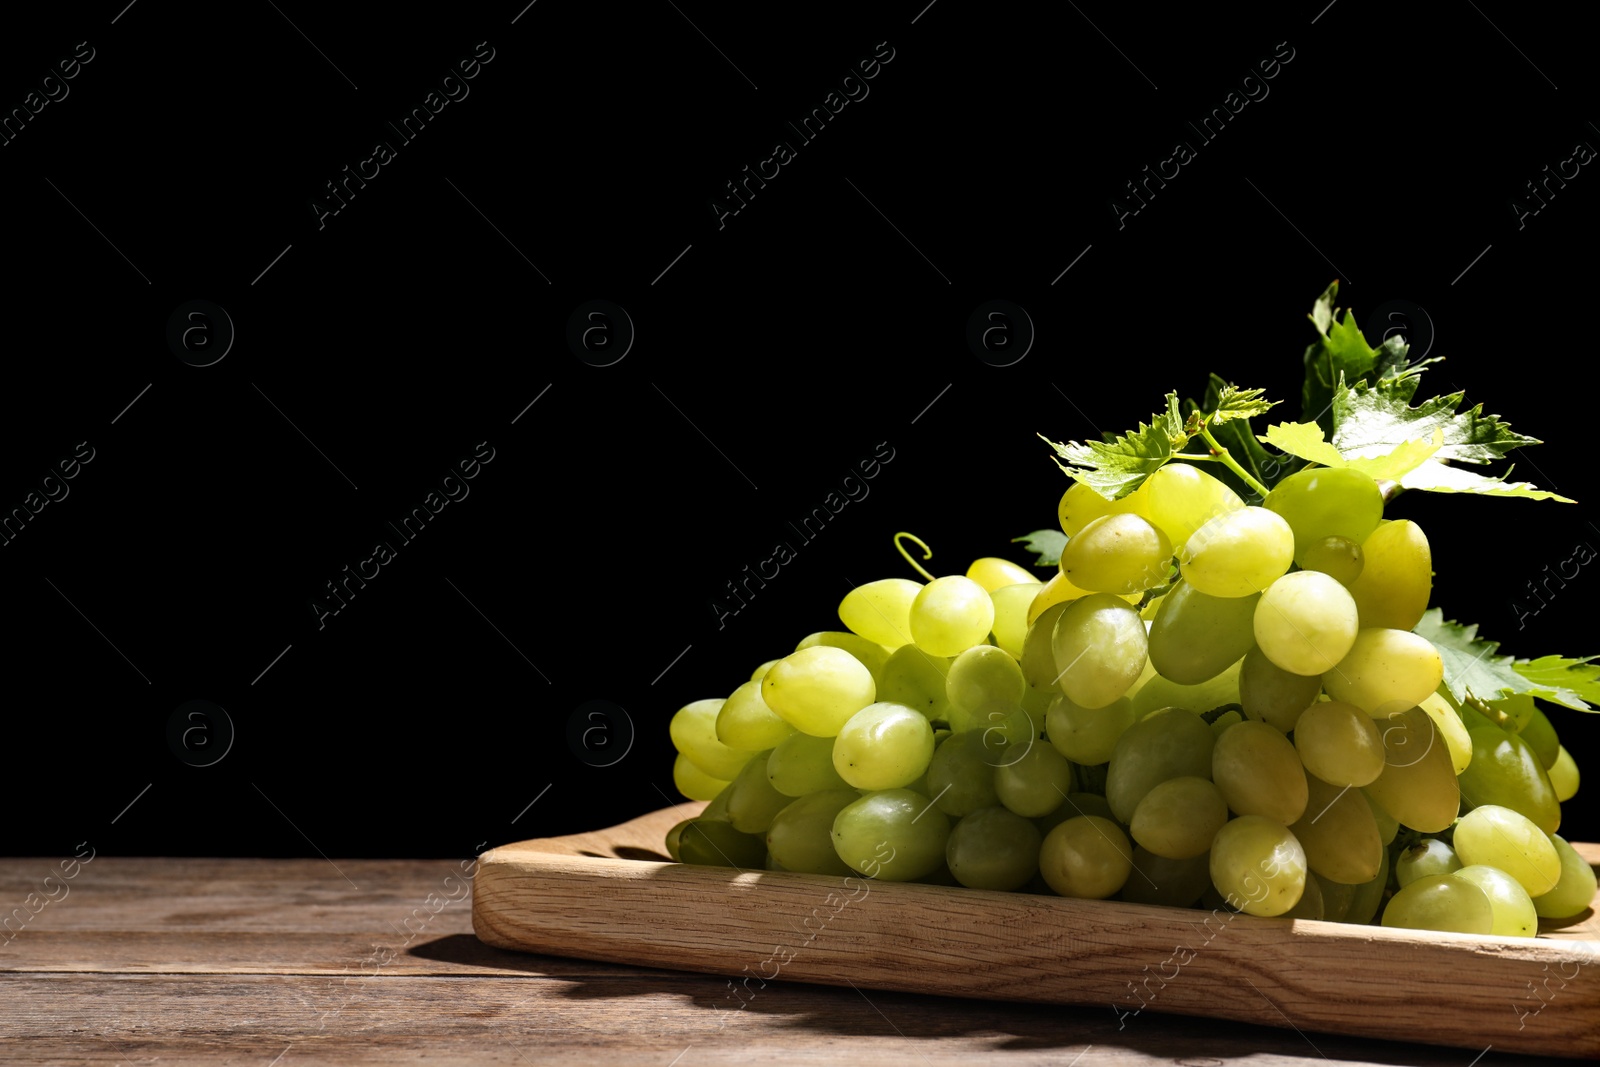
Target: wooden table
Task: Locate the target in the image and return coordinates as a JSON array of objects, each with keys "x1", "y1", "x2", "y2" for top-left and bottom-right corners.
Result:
[{"x1": 0, "y1": 856, "x2": 1581, "y2": 1065}]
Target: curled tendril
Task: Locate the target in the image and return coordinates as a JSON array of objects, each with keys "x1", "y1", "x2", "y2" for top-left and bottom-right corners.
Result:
[{"x1": 893, "y1": 532, "x2": 937, "y2": 582}]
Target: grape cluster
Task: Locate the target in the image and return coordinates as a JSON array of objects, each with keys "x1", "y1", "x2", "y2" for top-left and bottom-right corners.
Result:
[{"x1": 666, "y1": 463, "x2": 1592, "y2": 935}]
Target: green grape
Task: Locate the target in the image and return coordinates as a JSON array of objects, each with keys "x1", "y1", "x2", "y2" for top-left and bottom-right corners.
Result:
[
  {"x1": 1395, "y1": 838, "x2": 1462, "y2": 888},
  {"x1": 1046, "y1": 693, "x2": 1136, "y2": 765},
  {"x1": 947, "y1": 645, "x2": 1026, "y2": 722},
  {"x1": 1120, "y1": 847, "x2": 1212, "y2": 908},
  {"x1": 1039, "y1": 815, "x2": 1134, "y2": 899},
  {"x1": 1381, "y1": 874, "x2": 1493, "y2": 935},
  {"x1": 670, "y1": 698, "x2": 753, "y2": 780},
  {"x1": 832, "y1": 702, "x2": 936, "y2": 790},
  {"x1": 700, "y1": 779, "x2": 736, "y2": 822},
  {"x1": 1283, "y1": 871, "x2": 1325, "y2": 920},
  {"x1": 1041, "y1": 792, "x2": 1119, "y2": 834},
  {"x1": 925, "y1": 730, "x2": 1004, "y2": 816},
  {"x1": 766, "y1": 733, "x2": 851, "y2": 796},
  {"x1": 1210, "y1": 710, "x2": 1243, "y2": 738},
  {"x1": 796, "y1": 630, "x2": 890, "y2": 680},
  {"x1": 1020, "y1": 601, "x2": 1072, "y2": 689},
  {"x1": 1364, "y1": 706, "x2": 1460, "y2": 833},
  {"x1": 1452, "y1": 805, "x2": 1561, "y2": 897},
  {"x1": 1137, "y1": 462, "x2": 1244, "y2": 548},
  {"x1": 989, "y1": 582, "x2": 1042, "y2": 657},
  {"x1": 1129, "y1": 776, "x2": 1228, "y2": 860},
  {"x1": 1058, "y1": 513, "x2": 1172, "y2": 595},
  {"x1": 724, "y1": 753, "x2": 793, "y2": 835},
  {"x1": 1147, "y1": 580, "x2": 1260, "y2": 685},
  {"x1": 1050, "y1": 593, "x2": 1148, "y2": 709},
  {"x1": 1363, "y1": 788, "x2": 1399, "y2": 845},
  {"x1": 1263, "y1": 466, "x2": 1383, "y2": 567},
  {"x1": 945, "y1": 806, "x2": 1042, "y2": 890},
  {"x1": 910, "y1": 575, "x2": 995, "y2": 657},
  {"x1": 1058, "y1": 481, "x2": 1144, "y2": 536},
  {"x1": 1238, "y1": 646, "x2": 1321, "y2": 732},
  {"x1": 1315, "y1": 872, "x2": 1357, "y2": 923},
  {"x1": 665, "y1": 819, "x2": 690, "y2": 861},
  {"x1": 1417, "y1": 691, "x2": 1474, "y2": 774},
  {"x1": 1212, "y1": 720, "x2": 1308, "y2": 825},
  {"x1": 994, "y1": 741, "x2": 1074, "y2": 818},
  {"x1": 1457, "y1": 719, "x2": 1561, "y2": 834},
  {"x1": 1515, "y1": 704, "x2": 1561, "y2": 770},
  {"x1": 832, "y1": 789, "x2": 950, "y2": 881},
  {"x1": 717, "y1": 679, "x2": 798, "y2": 751},
  {"x1": 876, "y1": 644, "x2": 953, "y2": 723},
  {"x1": 966, "y1": 556, "x2": 1036, "y2": 592},
  {"x1": 1178, "y1": 505, "x2": 1295, "y2": 598},
  {"x1": 765, "y1": 790, "x2": 859, "y2": 876},
  {"x1": 1129, "y1": 656, "x2": 1243, "y2": 718},
  {"x1": 1209, "y1": 816, "x2": 1307, "y2": 917},
  {"x1": 1532, "y1": 835, "x2": 1599, "y2": 919},
  {"x1": 1548, "y1": 745, "x2": 1579, "y2": 802},
  {"x1": 1105, "y1": 707, "x2": 1215, "y2": 823},
  {"x1": 678, "y1": 817, "x2": 767, "y2": 868},
  {"x1": 1293, "y1": 700, "x2": 1385, "y2": 788},
  {"x1": 1299, "y1": 535, "x2": 1364, "y2": 585},
  {"x1": 750, "y1": 659, "x2": 779, "y2": 681},
  {"x1": 1454, "y1": 865, "x2": 1538, "y2": 936},
  {"x1": 1322, "y1": 628, "x2": 1444, "y2": 715},
  {"x1": 1253, "y1": 570, "x2": 1359, "y2": 677},
  {"x1": 1347, "y1": 519, "x2": 1432, "y2": 631},
  {"x1": 1289, "y1": 772, "x2": 1382, "y2": 884},
  {"x1": 838, "y1": 577, "x2": 921, "y2": 648},
  {"x1": 762, "y1": 646, "x2": 876, "y2": 737},
  {"x1": 1344, "y1": 843, "x2": 1390, "y2": 925},
  {"x1": 674, "y1": 752, "x2": 732, "y2": 801}
]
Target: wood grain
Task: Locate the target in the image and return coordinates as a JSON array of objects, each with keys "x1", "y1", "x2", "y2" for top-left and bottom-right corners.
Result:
[{"x1": 473, "y1": 804, "x2": 1600, "y2": 1060}]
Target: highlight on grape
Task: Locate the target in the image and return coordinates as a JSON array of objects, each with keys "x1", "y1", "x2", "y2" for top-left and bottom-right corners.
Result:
[{"x1": 661, "y1": 284, "x2": 1595, "y2": 940}]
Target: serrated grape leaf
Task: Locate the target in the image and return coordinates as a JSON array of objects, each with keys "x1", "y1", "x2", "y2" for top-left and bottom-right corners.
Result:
[
  {"x1": 1396, "y1": 460, "x2": 1576, "y2": 502},
  {"x1": 1259, "y1": 422, "x2": 1345, "y2": 467},
  {"x1": 1258, "y1": 422, "x2": 1442, "y2": 481},
  {"x1": 1039, "y1": 392, "x2": 1188, "y2": 500},
  {"x1": 1212, "y1": 383, "x2": 1279, "y2": 424},
  {"x1": 1302, "y1": 283, "x2": 1379, "y2": 433},
  {"x1": 1331, "y1": 374, "x2": 1569, "y2": 501},
  {"x1": 1012, "y1": 529, "x2": 1067, "y2": 567},
  {"x1": 1333, "y1": 375, "x2": 1540, "y2": 464},
  {"x1": 1414, "y1": 608, "x2": 1530, "y2": 704},
  {"x1": 1512, "y1": 654, "x2": 1600, "y2": 712}
]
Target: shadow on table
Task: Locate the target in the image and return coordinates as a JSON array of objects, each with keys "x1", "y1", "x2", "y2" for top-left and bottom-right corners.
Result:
[{"x1": 408, "y1": 934, "x2": 1536, "y2": 1065}]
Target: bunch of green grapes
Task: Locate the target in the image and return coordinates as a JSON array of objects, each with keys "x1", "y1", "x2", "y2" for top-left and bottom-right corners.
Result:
[{"x1": 665, "y1": 463, "x2": 1592, "y2": 936}]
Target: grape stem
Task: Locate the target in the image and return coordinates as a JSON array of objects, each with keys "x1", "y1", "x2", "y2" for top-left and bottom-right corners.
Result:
[
  {"x1": 893, "y1": 532, "x2": 938, "y2": 582},
  {"x1": 1194, "y1": 422, "x2": 1272, "y2": 499}
]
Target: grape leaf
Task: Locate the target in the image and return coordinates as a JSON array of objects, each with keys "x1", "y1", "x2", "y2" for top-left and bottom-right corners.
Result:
[
  {"x1": 1302, "y1": 281, "x2": 1380, "y2": 433},
  {"x1": 1212, "y1": 384, "x2": 1279, "y2": 424},
  {"x1": 1396, "y1": 460, "x2": 1575, "y2": 502},
  {"x1": 1413, "y1": 608, "x2": 1530, "y2": 704},
  {"x1": 1258, "y1": 422, "x2": 1442, "y2": 482},
  {"x1": 1259, "y1": 422, "x2": 1345, "y2": 467},
  {"x1": 1039, "y1": 392, "x2": 1187, "y2": 500},
  {"x1": 1331, "y1": 371, "x2": 1570, "y2": 501},
  {"x1": 1511, "y1": 654, "x2": 1600, "y2": 712},
  {"x1": 1191, "y1": 374, "x2": 1298, "y2": 501},
  {"x1": 1012, "y1": 529, "x2": 1066, "y2": 567}
]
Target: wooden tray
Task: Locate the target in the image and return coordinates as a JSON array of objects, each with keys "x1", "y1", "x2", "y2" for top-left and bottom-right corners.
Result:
[{"x1": 472, "y1": 802, "x2": 1600, "y2": 1059}]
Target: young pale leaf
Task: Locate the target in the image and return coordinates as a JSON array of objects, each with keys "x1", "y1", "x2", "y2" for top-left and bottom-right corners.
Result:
[
  {"x1": 1258, "y1": 422, "x2": 1442, "y2": 482},
  {"x1": 1012, "y1": 529, "x2": 1067, "y2": 567},
  {"x1": 1211, "y1": 383, "x2": 1279, "y2": 424},
  {"x1": 1194, "y1": 374, "x2": 1297, "y2": 501},
  {"x1": 1414, "y1": 609, "x2": 1537, "y2": 704},
  {"x1": 1512, "y1": 655, "x2": 1600, "y2": 712},
  {"x1": 1039, "y1": 392, "x2": 1187, "y2": 500},
  {"x1": 1260, "y1": 422, "x2": 1345, "y2": 467}
]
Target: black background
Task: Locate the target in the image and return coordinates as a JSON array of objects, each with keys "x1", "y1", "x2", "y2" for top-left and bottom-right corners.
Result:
[{"x1": 2, "y1": 0, "x2": 1596, "y2": 862}]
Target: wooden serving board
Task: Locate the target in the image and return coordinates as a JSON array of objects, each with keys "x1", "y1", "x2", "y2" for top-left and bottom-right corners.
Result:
[{"x1": 472, "y1": 803, "x2": 1600, "y2": 1059}]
